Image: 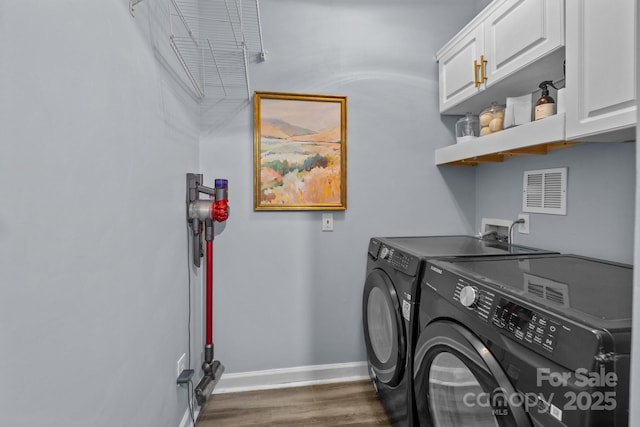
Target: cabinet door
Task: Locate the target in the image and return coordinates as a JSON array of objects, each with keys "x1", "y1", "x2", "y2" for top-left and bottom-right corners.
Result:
[
  {"x1": 566, "y1": 0, "x2": 637, "y2": 141},
  {"x1": 484, "y1": 0, "x2": 564, "y2": 85},
  {"x1": 437, "y1": 24, "x2": 484, "y2": 113}
]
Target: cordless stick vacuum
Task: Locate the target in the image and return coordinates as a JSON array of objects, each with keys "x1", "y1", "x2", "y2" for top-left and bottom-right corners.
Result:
[{"x1": 186, "y1": 173, "x2": 229, "y2": 406}]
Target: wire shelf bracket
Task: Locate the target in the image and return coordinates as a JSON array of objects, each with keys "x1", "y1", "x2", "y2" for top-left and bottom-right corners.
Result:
[{"x1": 169, "y1": 0, "x2": 265, "y2": 102}]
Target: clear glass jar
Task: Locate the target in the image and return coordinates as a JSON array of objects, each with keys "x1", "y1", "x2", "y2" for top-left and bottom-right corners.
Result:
[
  {"x1": 455, "y1": 113, "x2": 480, "y2": 144},
  {"x1": 479, "y1": 103, "x2": 505, "y2": 136}
]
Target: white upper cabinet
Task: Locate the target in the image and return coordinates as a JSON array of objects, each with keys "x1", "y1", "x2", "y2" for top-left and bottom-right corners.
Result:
[
  {"x1": 437, "y1": 24, "x2": 485, "y2": 112},
  {"x1": 565, "y1": 0, "x2": 637, "y2": 141},
  {"x1": 437, "y1": 0, "x2": 565, "y2": 115},
  {"x1": 484, "y1": 0, "x2": 564, "y2": 84}
]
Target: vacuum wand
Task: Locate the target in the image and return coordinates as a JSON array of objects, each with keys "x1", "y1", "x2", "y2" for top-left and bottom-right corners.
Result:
[
  {"x1": 206, "y1": 238, "x2": 213, "y2": 348},
  {"x1": 187, "y1": 175, "x2": 228, "y2": 406},
  {"x1": 196, "y1": 230, "x2": 224, "y2": 406}
]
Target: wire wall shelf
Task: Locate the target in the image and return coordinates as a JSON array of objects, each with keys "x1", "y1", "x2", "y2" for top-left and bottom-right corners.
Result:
[{"x1": 169, "y1": 0, "x2": 266, "y2": 102}]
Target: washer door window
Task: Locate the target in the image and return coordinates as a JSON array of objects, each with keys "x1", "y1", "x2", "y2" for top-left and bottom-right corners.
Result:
[
  {"x1": 414, "y1": 321, "x2": 532, "y2": 427},
  {"x1": 363, "y1": 268, "x2": 405, "y2": 386}
]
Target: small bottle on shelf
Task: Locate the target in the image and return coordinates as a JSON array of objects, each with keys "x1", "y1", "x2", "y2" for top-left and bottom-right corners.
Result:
[{"x1": 534, "y1": 80, "x2": 557, "y2": 120}]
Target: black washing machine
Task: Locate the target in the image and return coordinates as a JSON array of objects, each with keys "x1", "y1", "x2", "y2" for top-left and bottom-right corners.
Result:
[
  {"x1": 414, "y1": 254, "x2": 632, "y2": 427},
  {"x1": 362, "y1": 236, "x2": 557, "y2": 426}
]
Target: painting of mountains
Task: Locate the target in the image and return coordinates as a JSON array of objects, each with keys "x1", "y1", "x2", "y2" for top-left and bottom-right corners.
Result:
[{"x1": 254, "y1": 92, "x2": 347, "y2": 210}]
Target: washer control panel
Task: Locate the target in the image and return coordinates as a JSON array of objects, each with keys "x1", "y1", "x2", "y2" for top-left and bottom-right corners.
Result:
[
  {"x1": 383, "y1": 247, "x2": 409, "y2": 267},
  {"x1": 369, "y1": 239, "x2": 420, "y2": 276},
  {"x1": 453, "y1": 281, "x2": 495, "y2": 322},
  {"x1": 492, "y1": 298, "x2": 560, "y2": 353}
]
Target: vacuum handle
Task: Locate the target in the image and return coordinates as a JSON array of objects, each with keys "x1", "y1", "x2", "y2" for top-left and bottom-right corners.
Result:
[{"x1": 214, "y1": 179, "x2": 228, "y2": 201}]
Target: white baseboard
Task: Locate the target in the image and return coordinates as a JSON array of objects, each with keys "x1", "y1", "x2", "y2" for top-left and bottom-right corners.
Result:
[
  {"x1": 212, "y1": 361, "x2": 370, "y2": 394},
  {"x1": 178, "y1": 404, "x2": 200, "y2": 427}
]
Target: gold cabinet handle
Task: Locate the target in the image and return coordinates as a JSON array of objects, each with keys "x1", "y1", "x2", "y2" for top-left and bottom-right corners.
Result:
[
  {"x1": 474, "y1": 59, "x2": 481, "y2": 87},
  {"x1": 480, "y1": 55, "x2": 488, "y2": 84}
]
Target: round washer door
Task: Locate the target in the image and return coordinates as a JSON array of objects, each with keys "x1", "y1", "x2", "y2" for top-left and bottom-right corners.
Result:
[
  {"x1": 362, "y1": 268, "x2": 406, "y2": 387},
  {"x1": 413, "y1": 321, "x2": 532, "y2": 427}
]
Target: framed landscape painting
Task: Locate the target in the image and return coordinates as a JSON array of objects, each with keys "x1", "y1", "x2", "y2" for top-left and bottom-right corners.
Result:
[{"x1": 253, "y1": 91, "x2": 347, "y2": 211}]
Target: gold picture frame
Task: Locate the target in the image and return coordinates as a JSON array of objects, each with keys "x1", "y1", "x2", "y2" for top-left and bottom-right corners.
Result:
[{"x1": 253, "y1": 91, "x2": 347, "y2": 211}]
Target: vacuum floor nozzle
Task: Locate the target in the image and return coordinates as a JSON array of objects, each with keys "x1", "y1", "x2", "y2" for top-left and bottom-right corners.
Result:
[{"x1": 195, "y1": 361, "x2": 225, "y2": 406}]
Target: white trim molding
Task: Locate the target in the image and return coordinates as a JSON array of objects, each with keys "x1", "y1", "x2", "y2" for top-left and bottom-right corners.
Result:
[
  {"x1": 213, "y1": 361, "x2": 370, "y2": 394},
  {"x1": 178, "y1": 405, "x2": 200, "y2": 427}
]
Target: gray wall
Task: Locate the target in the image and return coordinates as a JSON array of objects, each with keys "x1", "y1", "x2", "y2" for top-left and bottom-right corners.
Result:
[
  {"x1": 630, "y1": 2, "x2": 640, "y2": 424},
  {"x1": 0, "y1": 1, "x2": 200, "y2": 426},
  {"x1": 199, "y1": 0, "x2": 486, "y2": 373},
  {"x1": 632, "y1": 112, "x2": 640, "y2": 427},
  {"x1": 475, "y1": 141, "x2": 636, "y2": 264}
]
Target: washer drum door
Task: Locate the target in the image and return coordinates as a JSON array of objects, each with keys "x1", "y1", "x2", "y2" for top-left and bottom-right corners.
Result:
[
  {"x1": 413, "y1": 321, "x2": 532, "y2": 427},
  {"x1": 362, "y1": 268, "x2": 406, "y2": 387}
]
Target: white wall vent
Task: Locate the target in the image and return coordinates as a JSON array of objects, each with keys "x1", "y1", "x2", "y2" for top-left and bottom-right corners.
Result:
[{"x1": 522, "y1": 167, "x2": 567, "y2": 215}]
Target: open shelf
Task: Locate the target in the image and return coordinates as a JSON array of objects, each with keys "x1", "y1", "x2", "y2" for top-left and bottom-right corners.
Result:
[
  {"x1": 168, "y1": 0, "x2": 266, "y2": 100},
  {"x1": 435, "y1": 113, "x2": 580, "y2": 166}
]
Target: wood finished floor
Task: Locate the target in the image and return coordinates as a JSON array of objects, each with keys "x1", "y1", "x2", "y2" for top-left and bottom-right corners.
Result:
[{"x1": 196, "y1": 380, "x2": 392, "y2": 426}]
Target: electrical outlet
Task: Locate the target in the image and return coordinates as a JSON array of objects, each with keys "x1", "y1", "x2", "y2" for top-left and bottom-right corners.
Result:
[
  {"x1": 518, "y1": 214, "x2": 530, "y2": 234},
  {"x1": 177, "y1": 353, "x2": 186, "y2": 378},
  {"x1": 322, "y1": 213, "x2": 333, "y2": 231}
]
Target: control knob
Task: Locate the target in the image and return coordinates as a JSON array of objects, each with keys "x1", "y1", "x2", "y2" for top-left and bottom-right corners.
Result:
[
  {"x1": 379, "y1": 247, "x2": 391, "y2": 260},
  {"x1": 459, "y1": 286, "x2": 479, "y2": 308}
]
